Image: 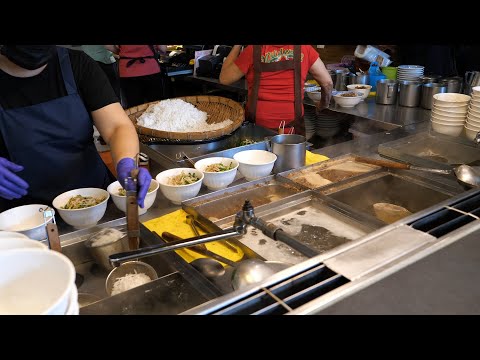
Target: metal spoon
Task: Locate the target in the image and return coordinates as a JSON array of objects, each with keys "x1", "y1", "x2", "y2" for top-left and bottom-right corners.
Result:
[{"x1": 454, "y1": 165, "x2": 480, "y2": 188}]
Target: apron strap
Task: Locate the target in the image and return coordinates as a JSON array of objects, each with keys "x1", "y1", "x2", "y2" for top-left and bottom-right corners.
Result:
[
  {"x1": 56, "y1": 47, "x2": 78, "y2": 96},
  {"x1": 293, "y1": 45, "x2": 302, "y2": 123},
  {"x1": 248, "y1": 45, "x2": 262, "y2": 123}
]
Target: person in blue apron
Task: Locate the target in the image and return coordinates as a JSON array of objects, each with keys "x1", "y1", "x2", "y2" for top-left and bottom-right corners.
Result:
[{"x1": 0, "y1": 45, "x2": 151, "y2": 212}]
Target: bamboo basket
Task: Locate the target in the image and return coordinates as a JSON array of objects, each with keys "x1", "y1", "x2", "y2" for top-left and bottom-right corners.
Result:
[{"x1": 125, "y1": 96, "x2": 245, "y2": 141}]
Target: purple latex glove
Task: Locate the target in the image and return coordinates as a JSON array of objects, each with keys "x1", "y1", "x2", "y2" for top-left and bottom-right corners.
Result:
[
  {"x1": 0, "y1": 157, "x2": 29, "y2": 200},
  {"x1": 116, "y1": 157, "x2": 152, "y2": 208}
]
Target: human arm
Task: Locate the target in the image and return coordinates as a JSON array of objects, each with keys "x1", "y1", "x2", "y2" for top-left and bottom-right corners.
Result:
[
  {"x1": 92, "y1": 104, "x2": 152, "y2": 207},
  {"x1": 219, "y1": 45, "x2": 245, "y2": 85},
  {"x1": 309, "y1": 57, "x2": 333, "y2": 112}
]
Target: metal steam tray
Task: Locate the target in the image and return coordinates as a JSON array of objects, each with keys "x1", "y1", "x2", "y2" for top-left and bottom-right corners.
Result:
[
  {"x1": 378, "y1": 131, "x2": 480, "y2": 170},
  {"x1": 208, "y1": 190, "x2": 381, "y2": 266},
  {"x1": 277, "y1": 153, "x2": 381, "y2": 191},
  {"x1": 182, "y1": 175, "x2": 305, "y2": 224},
  {"x1": 319, "y1": 169, "x2": 462, "y2": 225}
]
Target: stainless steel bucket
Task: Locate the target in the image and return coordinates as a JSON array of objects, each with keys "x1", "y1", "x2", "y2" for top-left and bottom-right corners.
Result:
[
  {"x1": 268, "y1": 134, "x2": 306, "y2": 173},
  {"x1": 376, "y1": 79, "x2": 399, "y2": 105},
  {"x1": 399, "y1": 80, "x2": 422, "y2": 107},
  {"x1": 421, "y1": 82, "x2": 447, "y2": 109}
]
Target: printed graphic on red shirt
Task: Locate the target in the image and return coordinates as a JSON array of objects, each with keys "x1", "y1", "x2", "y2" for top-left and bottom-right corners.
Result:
[{"x1": 261, "y1": 48, "x2": 305, "y2": 63}]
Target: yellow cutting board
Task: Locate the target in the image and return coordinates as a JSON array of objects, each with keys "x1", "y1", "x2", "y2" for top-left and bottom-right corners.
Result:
[
  {"x1": 306, "y1": 150, "x2": 329, "y2": 165},
  {"x1": 143, "y1": 209, "x2": 244, "y2": 266}
]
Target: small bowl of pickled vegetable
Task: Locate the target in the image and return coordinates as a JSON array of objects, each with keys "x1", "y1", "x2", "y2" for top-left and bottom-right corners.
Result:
[
  {"x1": 107, "y1": 179, "x2": 159, "y2": 215},
  {"x1": 52, "y1": 188, "x2": 110, "y2": 229},
  {"x1": 194, "y1": 157, "x2": 239, "y2": 191},
  {"x1": 155, "y1": 168, "x2": 204, "y2": 205}
]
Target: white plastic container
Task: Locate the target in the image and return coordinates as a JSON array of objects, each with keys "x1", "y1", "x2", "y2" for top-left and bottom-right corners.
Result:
[{"x1": 354, "y1": 45, "x2": 392, "y2": 67}]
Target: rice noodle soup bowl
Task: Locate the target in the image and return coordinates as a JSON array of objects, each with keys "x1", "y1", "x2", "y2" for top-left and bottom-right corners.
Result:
[
  {"x1": 233, "y1": 150, "x2": 277, "y2": 181},
  {"x1": 52, "y1": 188, "x2": 109, "y2": 229},
  {"x1": 194, "y1": 157, "x2": 239, "y2": 191},
  {"x1": 156, "y1": 168, "x2": 204, "y2": 205},
  {"x1": 107, "y1": 179, "x2": 159, "y2": 215}
]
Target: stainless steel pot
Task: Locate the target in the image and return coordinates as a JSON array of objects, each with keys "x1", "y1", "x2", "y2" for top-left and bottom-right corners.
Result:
[
  {"x1": 399, "y1": 80, "x2": 422, "y2": 107},
  {"x1": 376, "y1": 79, "x2": 399, "y2": 105},
  {"x1": 440, "y1": 76, "x2": 463, "y2": 93},
  {"x1": 421, "y1": 82, "x2": 447, "y2": 109},
  {"x1": 267, "y1": 134, "x2": 306, "y2": 173}
]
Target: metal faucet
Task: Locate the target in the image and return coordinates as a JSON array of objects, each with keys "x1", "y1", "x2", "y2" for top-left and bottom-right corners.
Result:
[{"x1": 109, "y1": 200, "x2": 316, "y2": 267}]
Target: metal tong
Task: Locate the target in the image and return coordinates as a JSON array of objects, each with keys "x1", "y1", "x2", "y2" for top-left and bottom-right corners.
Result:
[
  {"x1": 125, "y1": 154, "x2": 140, "y2": 250},
  {"x1": 186, "y1": 214, "x2": 238, "y2": 253}
]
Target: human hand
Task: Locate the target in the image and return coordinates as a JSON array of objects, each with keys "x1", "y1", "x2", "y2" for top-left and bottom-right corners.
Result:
[
  {"x1": 0, "y1": 157, "x2": 29, "y2": 200},
  {"x1": 116, "y1": 157, "x2": 152, "y2": 208}
]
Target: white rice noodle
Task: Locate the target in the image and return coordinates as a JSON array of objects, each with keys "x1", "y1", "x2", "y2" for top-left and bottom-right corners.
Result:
[
  {"x1": 137, "y1": 99, "x2": 233, "y2": 132},
  {"x1": 111, "y1": 271, "x2": 152, "y2": 295}
]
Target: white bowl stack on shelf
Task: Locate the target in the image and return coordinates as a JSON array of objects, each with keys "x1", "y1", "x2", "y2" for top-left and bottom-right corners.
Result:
[
  {"x1": 397, "y1": 65, "x2": 425, "y2": 81},
  {"x1": 431, "y1": 93, "x2": 471, "y2": 137},
  {"x1": 465, "y1": 86, "x2": 480, "y2": 141}
]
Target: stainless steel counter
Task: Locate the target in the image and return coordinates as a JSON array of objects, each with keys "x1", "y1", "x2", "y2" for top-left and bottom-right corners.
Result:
[
  {"x1": 60, "y1": 94, "x2": 480, "y2": 315},
  {"x1": 305, "y1": 96, "x2": 432, "y2": 126}
]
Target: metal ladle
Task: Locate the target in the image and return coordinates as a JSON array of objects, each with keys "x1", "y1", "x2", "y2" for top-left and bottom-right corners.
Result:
[
  {"x1": 161, "y1": 231, "x2": 290, "y2": 289},
  {"x1": 454, "y1": 165, "x2": 480, "y2": 188}
]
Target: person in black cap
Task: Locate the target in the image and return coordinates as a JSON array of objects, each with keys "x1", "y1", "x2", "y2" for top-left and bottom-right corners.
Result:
[{"x1": 0, "y1": 45, "x2": 152, "y2": 212}]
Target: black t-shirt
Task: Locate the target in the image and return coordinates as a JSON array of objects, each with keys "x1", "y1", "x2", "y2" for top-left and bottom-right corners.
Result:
[{"x1": 0, "y1": 47, "x2": 119, "y2": 158}]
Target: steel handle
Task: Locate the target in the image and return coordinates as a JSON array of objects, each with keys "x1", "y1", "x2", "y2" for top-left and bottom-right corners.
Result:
[{"x1": 109, "y1": 228, "x2": 241, "y2": 267}]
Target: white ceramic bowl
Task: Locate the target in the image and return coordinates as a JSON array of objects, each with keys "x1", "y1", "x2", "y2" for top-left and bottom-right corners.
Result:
[
  {"x1": 65, "y1": 283, "x2": 79, "y2": 315},
  {"x1": 107, "y1": 179, "x2": 159, "y2": 215},
  {"x1": 467, "y1": 112, "x2": 480, "y2": 123},
  {"x1": 465, "y1": 117, "x2": 480, "y2": 128},
  {"x1": 433, "y1": 104, "x2": 469, "y2": 113},
  {"x1": 431, "y1": 106, "x2": 467, "y2": 117},
  {"x1": 52, "y1": 188, "x2": 109, "y2": 229},
  {"x1": 470, "y1": 102, "x2": 480, "y2": 112},
  {"x1": 465, "y1": 124, "x2": 480, "y2": 141},
  {"x1": 346, "y1": 84, "x2": 372, "y2": 100},
  {"x1": 233, "y1": 150, "x2": 277, "y2": 181},
  {"x1": 433, "y1": 93, "x2": 471, "y2": 107},
  {"x1": 0, "y1": 204, "x2": 54, "y2": 240},
  {"x1": 0, "y1": 236, "x2": 48, "y2": 251},
  {"x1": 306, "y1": 90, "x2": 322, "y2": 102},
  {"x1": 0, "y1": 248, "x2": 76, "y2": 315},
  {"x1": 156, "y1": 168, "x2": 204, "y2": 205},
  {"x1": 332, "y1": 91, "x2": 363, "y2": 108},
  {"x1": 431, "y1": 120, "x2": 464, "y2": 136},
  {"x1": 194, "y1": 157, "x2": 239, "y2": 191},
  {"x1": 431, "y1": 113, "x2": 466, "y2": 123},
  {"x1": 468, "y1": 106, "x2": 480, "y2": 117}
]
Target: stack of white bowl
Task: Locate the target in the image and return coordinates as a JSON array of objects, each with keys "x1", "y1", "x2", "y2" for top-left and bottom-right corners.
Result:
[
  {"x1": 431, "y1": 93, "x2": 471, "y2": 137},
  {"x1": 397, "y1": 65, "x2": 425, "y2": 81},
  {"x1": 465, "y1": 86, "x2": 480, "y2": 141},
  {"x1": 0, "y1": 247, "x2": 79, "y2": 315}
]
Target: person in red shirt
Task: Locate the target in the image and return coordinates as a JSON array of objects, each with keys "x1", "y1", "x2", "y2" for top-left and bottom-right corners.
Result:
[
  {"x1": 106, "y1": 45, "x2": 167, "y2": 108},
  {"x1": 220, "y1": 45, "x2": 333, "y2": 135}
]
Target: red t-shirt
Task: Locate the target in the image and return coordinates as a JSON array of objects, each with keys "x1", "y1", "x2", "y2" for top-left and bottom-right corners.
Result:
[
  {"x1": 118, "y1": 45, "x2": 161, "y2": 78},
  {"x1": 234, "y1": 45, "x2": 319, "y2": 129}
]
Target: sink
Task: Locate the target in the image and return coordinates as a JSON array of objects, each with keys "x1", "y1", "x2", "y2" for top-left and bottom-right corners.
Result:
[{"x1": 59, "y1": 218, "x2": 220, "y2": 314}]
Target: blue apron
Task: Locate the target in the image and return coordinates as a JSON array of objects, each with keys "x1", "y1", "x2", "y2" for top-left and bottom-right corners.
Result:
[{"x1": 0, "y1": 47, "x2": 113, "y2": 210}]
